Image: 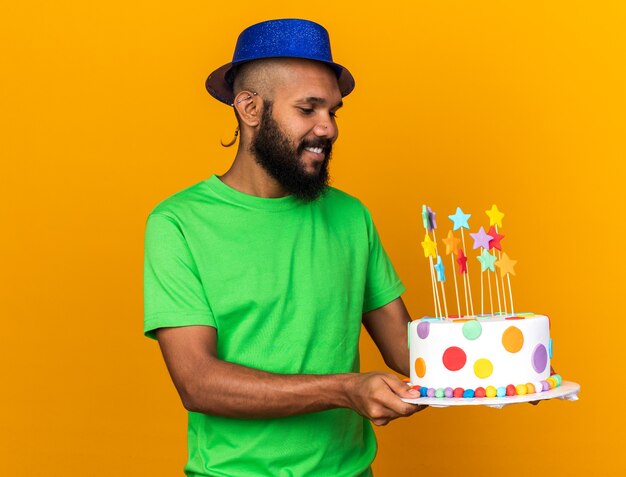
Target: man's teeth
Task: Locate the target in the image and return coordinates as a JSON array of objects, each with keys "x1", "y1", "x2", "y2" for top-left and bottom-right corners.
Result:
[{"x1": 305, "y1": 147, "x2": 323, "y2": 154}]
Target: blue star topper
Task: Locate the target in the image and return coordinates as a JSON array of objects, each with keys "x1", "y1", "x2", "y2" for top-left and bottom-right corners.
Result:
[
  {"x1": 434, "y1": 255, "x2": 446, "y2": 282},
  {"x1": 448, "y1": 207, "x2": 471, "y2": 231}
]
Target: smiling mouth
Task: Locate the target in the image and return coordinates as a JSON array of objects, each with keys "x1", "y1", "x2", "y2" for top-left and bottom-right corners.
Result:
[{"x1": 303, "y1": 146, "x2": 325, "y2": 155}]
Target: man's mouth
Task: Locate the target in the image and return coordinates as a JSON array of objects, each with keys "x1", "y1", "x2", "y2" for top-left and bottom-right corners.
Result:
[{"x1": 303, "y1": 146, "x2": 325, "y2": 155}]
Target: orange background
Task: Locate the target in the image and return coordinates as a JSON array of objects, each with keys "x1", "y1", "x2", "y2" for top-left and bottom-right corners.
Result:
[{"x1": 2, "y1": 1, "x2": 625, "y2": 475}]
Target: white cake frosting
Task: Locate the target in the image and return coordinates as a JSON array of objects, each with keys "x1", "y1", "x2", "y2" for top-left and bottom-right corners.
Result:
[{"x1": 409, "y1": 314, "x2": 551, "y2": 391}]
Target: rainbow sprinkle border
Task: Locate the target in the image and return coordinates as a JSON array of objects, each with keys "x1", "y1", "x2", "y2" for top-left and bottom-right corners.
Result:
[{"x1": 407, "y1": 374, "x2": 563, "y2": 399}]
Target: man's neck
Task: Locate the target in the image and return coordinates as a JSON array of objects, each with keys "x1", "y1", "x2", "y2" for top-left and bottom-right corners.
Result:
[{"x1": 219, "y1": 149, "x2": 289, "y2": 198}]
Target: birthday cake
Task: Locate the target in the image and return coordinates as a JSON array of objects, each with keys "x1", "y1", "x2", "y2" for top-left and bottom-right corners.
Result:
[
  {"x1": 409, "y1": 205, "x2": 563, "y2": 399},
  {"x1": 409, "y1": 314, "x2": 561, "y2": 398}
]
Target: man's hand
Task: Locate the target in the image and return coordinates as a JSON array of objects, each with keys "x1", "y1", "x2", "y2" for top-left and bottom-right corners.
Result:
[{"x1": 346, "y1": 372, "x2": 427, "y2": 426}]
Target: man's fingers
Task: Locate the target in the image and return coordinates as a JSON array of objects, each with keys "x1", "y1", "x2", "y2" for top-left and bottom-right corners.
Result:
[
  {"x1": 383, "y1": 376, "x2": 420, "y2": 399},
  {"x1": 376, "y1": 375, "x2": 428, "y2": 417},
  {"x1": 371, "y1": 417, "x2": 391, "y2": 426},
  {"x1": 350, "y1": 373, "x2": 429, "y2": 425}
]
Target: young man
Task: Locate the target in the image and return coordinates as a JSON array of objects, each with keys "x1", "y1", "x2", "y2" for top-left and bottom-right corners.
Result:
[{"x1": 144, "y1": 19, "x2": 425, "y2": 477}]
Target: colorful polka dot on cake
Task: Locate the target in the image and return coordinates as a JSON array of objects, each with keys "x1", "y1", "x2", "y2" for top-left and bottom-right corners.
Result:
[
  {"x1": 417, "y1": 321, "x2": 430, "y2": 339},
  {"x1": 442, "y1": 346, "x2": 467, "y2": 371},
  {"x1": 462, "y1": 320, "x2": 482, "y2": 340},
  {"x1": 414, "y1": 357, "x2": 426, "y2": 378},
  {"x1": 473, "y1": 358, "x2": 493, "y2": 378},
  {"x1": 532, "y1": 344, "x2": 548, "y2": 373},
  {"x1": 502, "y1": 326, "x2": 524, "y2": 353}
]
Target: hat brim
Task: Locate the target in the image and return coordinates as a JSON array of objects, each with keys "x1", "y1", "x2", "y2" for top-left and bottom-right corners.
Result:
[{"x1": 205, "y1": 57, "x2": 355, "y2": 106}]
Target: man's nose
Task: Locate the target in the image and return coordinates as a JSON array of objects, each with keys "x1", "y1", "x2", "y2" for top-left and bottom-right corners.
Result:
[{"x1": 313, "y1": 116, "x2": 337, "y2": 139}]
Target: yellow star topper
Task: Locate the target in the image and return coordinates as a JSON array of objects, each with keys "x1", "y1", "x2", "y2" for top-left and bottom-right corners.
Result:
[
  {"x1": 442, "y1": 230, "x2": 461, "y2": 256},
  {"x1": 495, "y1": 252, "x2": 517, "y2": 277},
  {"x1": 485, "y1": 204, "x2": 505, "y2": 228},
  {"x1": 421, "y1": 233, "x2": 437, "y2": 258}
]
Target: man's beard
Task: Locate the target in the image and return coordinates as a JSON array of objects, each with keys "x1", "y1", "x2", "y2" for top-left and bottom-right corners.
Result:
[{"x1": 251, "y1": 101, "x2": 332, "y2": 202}]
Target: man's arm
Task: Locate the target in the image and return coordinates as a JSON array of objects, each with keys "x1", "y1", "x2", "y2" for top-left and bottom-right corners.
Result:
[
  {"x1": 155, "y1": 325, "x2": 424, "y2": 426},
  {"x1": 362, "y1": 297, "x2": 412, "y2": 376}
]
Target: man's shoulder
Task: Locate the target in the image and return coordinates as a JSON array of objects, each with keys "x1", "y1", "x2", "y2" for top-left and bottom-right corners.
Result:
[
  {"x1": 320, "y1": 186, "x2": 373, "y2": 219},
  {"x1": 322, "y1": 186, "x2": 366, "y2": 209},
  {"x1": 148, "y1": 179, "x2": 211, "y2": 220}
]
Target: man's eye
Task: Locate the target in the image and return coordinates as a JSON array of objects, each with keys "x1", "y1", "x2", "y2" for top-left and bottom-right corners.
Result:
[
  {"x1": 330, "y1": 111, "x2": 339, "y2": 119},
  {"x1": 299, "y1": 108, "x2": 314, "y2": 115}
]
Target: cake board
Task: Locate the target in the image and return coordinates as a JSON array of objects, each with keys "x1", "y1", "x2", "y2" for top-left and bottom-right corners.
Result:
[{"x1": 401, "y1": 380, "x2": 580, "y2": 409}]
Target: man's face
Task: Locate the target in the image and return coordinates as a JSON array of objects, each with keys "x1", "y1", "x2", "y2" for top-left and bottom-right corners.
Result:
[{"x1": 250, "y1": 60, "x2": 343, "y2": 201}]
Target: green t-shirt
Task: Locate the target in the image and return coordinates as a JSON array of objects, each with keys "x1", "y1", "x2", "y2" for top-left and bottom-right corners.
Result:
[{"x1": 144, "y1": 175, "x2": 405, "y2": 477}]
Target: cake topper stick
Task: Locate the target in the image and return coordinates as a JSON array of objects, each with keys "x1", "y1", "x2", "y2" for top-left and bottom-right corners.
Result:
[
  {"x1": 443, "y1": 230, "x2": 462, "y2": 317},
  {"x1": 461, "y1": 231, "x2": 475, "y2": 316},
  {"x1": 477, "y1": 248, "x2": 497, "y2": 315},
  {"x1": 492, "y1": 248, "x2": 504, "y2": 314},
  {"x1": 472, "y1": 228, "x2": 494, "y2": 315},
  {"x1": 487, "y1": 270, "x2": 494, "y2": 315},
  {"x1": 421, "y1": 208, "x2": 443, "y2": 317},
  {"x1": 449, "y1": 208, "x2": 475, "y2": 316},
  {"x1": 430, "y1": 256, "x2": 443, "y2": 317},
  {"x1": 451, "y1": 257, "x2": 461, "y2": 317},
  {"x1": 507, "y1": 274, "x2": 515, "y2": 314},
  {"x1": 485, "y1": 204, "x2": 508, "y2": 314},
  {"x1": 434, "y1": 255, "x2": 449, "y2": 318},
  {"x1": 423, "y1": 205, "x2": 447, "y2": 318},
  {"x1": 426, "y1": 254, "x2": 438, "y2": 316},
  {"x1": 440, "y1": 281, "x2": 449, "y2": 318},
  {"x1": 457, "y1": 249, "x2": 470, "y2": 316},
  {"x1": 480, "y1": 267, "x2": 484, "y2": 315},
  {"x1": 421, "y1": 231, "x2": 441, "y2": 317},
  {"x1": 486, "y1": 224, "x2": 504, "y2": 313},
  {"x1": 499, "y1": 258, "x2": 507, "y2": 313},
  {"x1": 442, "y1": 230, "x2": 462, "y2": 317},
  {"x1": 493, "y1": 244, "x2": 505, "y2": 315},
  {"x1": 495, "y1": 252, "x2": 517, "y2": 315},
  {"x1": 462, "y1": 269, "x2": 470, "y2": 316},
  {"x1": 500, "y1": 267, "x2": 508, "y2": 315},
  {"x1": 486, "y1": 205, "x2": 508, "y2": 315},
  {"x1": 431, "y1": 227, "x2": 449, "y2": 319},
  {"x1": 494, "y1": 266, "x2": 503, "y2": 313}
]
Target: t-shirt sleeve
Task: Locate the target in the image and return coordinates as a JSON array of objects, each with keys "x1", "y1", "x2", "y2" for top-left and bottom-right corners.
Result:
[
  {"x1": 362, "y1": 208, "x2": 406, "y2": 313},
  {"x1": 143, "y1": 213, "x2": 216, "y2": 340}
]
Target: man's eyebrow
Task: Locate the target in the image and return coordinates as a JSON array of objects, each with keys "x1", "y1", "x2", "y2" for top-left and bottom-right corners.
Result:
[{"x1": 298, "y1": 97, "x2": 344, "y2": 109}]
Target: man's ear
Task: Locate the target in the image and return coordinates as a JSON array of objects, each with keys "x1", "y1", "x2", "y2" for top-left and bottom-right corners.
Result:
[{"x1": 233, "y1": 91, "x2": 261, "y2": 127}]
